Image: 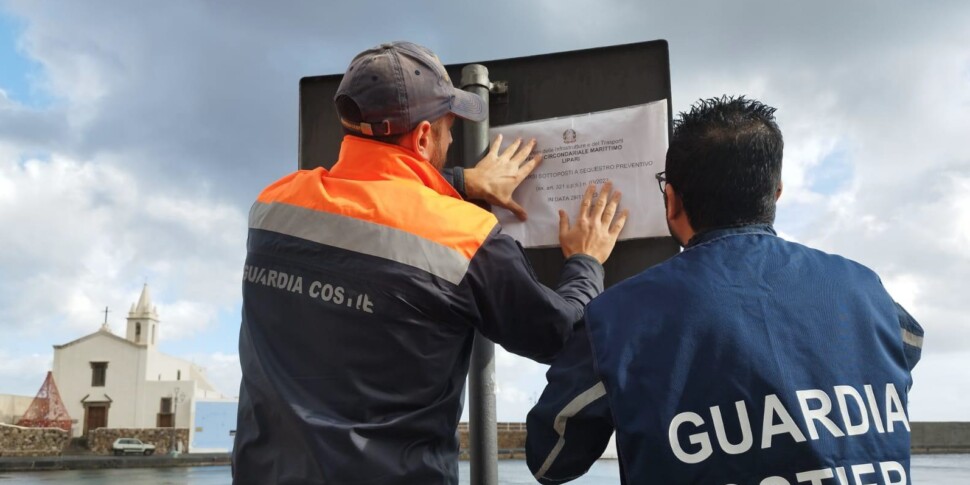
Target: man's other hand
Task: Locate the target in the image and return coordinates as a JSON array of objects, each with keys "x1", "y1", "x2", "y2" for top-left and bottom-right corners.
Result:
[
  {"x1": 464, "y1": 134, "x2": 542, "y2": 221},
  {"x1": 559, "y1": 182, "x2": 629, "y2": 264}
]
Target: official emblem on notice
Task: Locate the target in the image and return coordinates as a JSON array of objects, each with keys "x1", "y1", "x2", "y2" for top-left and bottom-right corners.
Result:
[{"x1": 563, "y1": 129, "x2": 577, "y2": 144}]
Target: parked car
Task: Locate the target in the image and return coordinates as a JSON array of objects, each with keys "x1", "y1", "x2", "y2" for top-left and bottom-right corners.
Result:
[{"x1": 111, "y1": 437, "x2": 156, "y2": 456}]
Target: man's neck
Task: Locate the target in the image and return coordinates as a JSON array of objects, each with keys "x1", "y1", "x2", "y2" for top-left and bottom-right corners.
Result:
[{"x1": 685, "y1": 224, "x2": 776, "y2": 248}]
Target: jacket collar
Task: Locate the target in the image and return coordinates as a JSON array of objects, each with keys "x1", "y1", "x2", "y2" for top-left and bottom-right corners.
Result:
[
  {"x1": 685, "y1": 224, "x2": 777, "y2": 249},
  {"x1": 329, "y1": 135, "x2": 461, "y2": 199}
]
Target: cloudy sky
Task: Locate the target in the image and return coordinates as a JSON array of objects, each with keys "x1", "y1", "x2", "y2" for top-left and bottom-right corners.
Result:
[{"x1": 1, "y1": 1, "x2": 967, "y2": 423}]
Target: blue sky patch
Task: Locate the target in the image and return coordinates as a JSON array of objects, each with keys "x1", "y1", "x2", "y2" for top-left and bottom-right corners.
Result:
[
  {"x1": 0, "y1": 8, "x2": 50, "y2": 107},
  {"x1": 807, "y1": 147, "x2": 854, "y2": 196}
]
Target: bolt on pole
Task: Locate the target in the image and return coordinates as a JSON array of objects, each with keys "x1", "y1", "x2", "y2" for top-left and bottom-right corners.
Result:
[{"x1": 460, "y1": 63, "x2": 498, "y2": 485}]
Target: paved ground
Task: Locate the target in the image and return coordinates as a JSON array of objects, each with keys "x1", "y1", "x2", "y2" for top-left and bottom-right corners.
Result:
[{"x1": 0, "y1": 453, "x2": 230, "y2": 472}]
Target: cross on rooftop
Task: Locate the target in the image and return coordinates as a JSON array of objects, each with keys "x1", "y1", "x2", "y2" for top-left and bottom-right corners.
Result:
[{"x1": 101, "y1": 306, "x2": 110, "y2": 330}]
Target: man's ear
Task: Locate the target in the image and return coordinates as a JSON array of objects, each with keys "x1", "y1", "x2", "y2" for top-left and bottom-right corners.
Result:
[
  {"x1": 775, "y1": 180, "x2": 784, "y2": 201},
  {"x1": 408, "y1": 121, "x2": 434, "y2": 161},
  {"x1": 665, "y1": 184, "x2": 695, "y2": 247},
  {"x1": 665, "y1": 185, "x2": 683, "y2": 222}
]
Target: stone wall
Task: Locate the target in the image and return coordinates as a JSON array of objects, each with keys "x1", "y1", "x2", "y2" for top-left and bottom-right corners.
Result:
[
  {"x1": 456, "y1": 422, "x2": 970, "y2": 458},
  {"x1": 89, "y1": 428, "x2": 189, "y2": 455},
  {"x1": 911, "y1": 422, "x2": 970, "y2": 453},
  {"x1": 459, "y1": 429, "x2": 527, "y2": 459},
  {"x1": 0, "y1": 424, "x2": 70, "y2": 457}
]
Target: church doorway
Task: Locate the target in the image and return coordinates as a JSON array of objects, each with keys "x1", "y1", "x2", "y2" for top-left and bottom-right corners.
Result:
[
  {"x1": 157, "y1": 413, "x2": 174, "y2": 427},
  {"x1": 83, "y1": 404, "x2": 109, "y2": 435}
]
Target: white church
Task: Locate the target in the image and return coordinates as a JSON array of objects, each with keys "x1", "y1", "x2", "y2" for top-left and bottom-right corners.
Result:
[{"x1": 51, "y1": 284, "x2": 236, "y2": 451}]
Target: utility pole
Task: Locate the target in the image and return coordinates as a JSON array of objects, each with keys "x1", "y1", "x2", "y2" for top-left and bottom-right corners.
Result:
[
  {"x1": 461, "y1": 63, "x2": 498, "y2": 485},
  {"x1": 171, "y1": 386, "x2": 184, "y2": 456}
]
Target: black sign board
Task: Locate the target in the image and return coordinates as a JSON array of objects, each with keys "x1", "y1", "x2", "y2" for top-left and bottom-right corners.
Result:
[{"x1": 299, "y1": 40, "x2": 680, "y2": 287}]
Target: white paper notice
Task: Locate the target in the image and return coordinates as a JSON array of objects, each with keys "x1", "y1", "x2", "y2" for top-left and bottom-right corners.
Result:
[{"x1": 489, "y1": 100, "x2": 669, "y2": 248}]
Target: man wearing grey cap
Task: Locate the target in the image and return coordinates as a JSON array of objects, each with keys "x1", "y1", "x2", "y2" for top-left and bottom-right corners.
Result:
[{"x1": 233, "y1": 41, "x2": 628, "y2": 484}]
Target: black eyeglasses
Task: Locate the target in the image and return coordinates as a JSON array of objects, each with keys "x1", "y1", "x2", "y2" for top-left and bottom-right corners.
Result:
[{"x1": 655, "y1": 171, "x2": 667, "y2": 195}]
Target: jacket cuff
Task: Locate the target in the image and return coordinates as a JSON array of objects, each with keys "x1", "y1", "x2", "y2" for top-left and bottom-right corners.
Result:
[
  {"x1": 438, "y1": 167, "x2": 469, "y2": 199},
  {"x1": 564, "y1": 254, "x2": 606, "y2": 298},
  {"x1": 565, "y1": 253, "x2": 604, "y2": 274},
  {"x1": 452, "y1": 166, "x2": 468, "y2": 199}
]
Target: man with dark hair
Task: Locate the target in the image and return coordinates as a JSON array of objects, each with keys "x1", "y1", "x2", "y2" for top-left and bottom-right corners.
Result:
[
  {"x1": 663, "y1": 96, "x2": 783, "y2": 235},
  {"x1": 233, "y1": 41, "x2": 629, "y2": 484},
  {"x1": 527, "y1": 96, "x2": 924, "y2": 484}
]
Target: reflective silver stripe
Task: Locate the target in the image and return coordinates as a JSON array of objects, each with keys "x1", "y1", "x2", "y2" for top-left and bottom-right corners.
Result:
[
  {"x1": 534, "y1": 381, "x2": 607, "y2": 480},
  {"x1": 902, "y1": 328, "x2": 923, "y2": 349},
  {"x1": 249, "y1": 201, "x2": 472, "y2": 285}
]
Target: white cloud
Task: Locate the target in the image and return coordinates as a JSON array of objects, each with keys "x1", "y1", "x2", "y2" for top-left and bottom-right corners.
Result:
[
  {"x1": 495, "y1": 348, "x2": 548, "y2": 421},
  {"x1": 0, "y1": 350, "x2": 51, "y2": 398},
  {"x1": 910, "y1": 352, "x2": 970, "y2": 422},
  {"x1": 0, "y1": 151, "x2": 246, "y2": 386},
  {"x1": 181, "y1": 351, "x2": 242, "y2": 399},
  {"x1": 882, "y1": 274, "x2": 922, "y2": 317},
  {"x1": 936, "y1": 175, "x2": 970, "y2": 256},
  {"x1": 156, "y1": 301, "x2": 220, "y2": 343}
]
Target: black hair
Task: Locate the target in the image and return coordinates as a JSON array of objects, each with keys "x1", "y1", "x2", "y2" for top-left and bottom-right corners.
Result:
[
  {"x1": 665, "y1": 95, "x2": 783, "y2": 232},
  {"x1": 335, "y1": 95, "x2": 406, "y2": 145}
]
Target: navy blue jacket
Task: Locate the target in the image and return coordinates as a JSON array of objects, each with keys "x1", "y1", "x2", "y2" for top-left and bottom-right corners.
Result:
[
  {"x1": 233, "y1": 137, "x2": 603, "y2": 484},
  {"x1": 527, "y1": 225, "x2": 923, "y2": 485}
]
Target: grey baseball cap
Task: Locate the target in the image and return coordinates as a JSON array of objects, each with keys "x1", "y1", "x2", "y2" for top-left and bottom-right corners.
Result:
[{"x1": 334, "y1": 41, "x2": 487, "y2": 137}]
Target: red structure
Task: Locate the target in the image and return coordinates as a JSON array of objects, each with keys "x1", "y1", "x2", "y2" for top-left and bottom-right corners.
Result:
[{"x1": 17, "y1": 371, "x2": 72, "y2": 432}]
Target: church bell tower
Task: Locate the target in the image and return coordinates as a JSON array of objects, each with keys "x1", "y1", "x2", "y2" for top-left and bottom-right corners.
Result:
[{"x1": 126, "y1": 284, "x2": 159, "y2": 347}]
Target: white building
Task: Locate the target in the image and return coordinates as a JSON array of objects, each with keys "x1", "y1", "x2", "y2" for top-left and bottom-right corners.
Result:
[
  {"x1": 0, "y1": 394, "x2": 33, "y2": 425},
  {"x1": 52, "y1": 284, "x2": 233, "y2": 445}
]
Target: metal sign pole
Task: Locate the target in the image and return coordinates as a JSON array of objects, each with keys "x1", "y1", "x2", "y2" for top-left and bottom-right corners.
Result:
[{"x1": 461, "y1": 63, "x2": 498, "y2": 485}]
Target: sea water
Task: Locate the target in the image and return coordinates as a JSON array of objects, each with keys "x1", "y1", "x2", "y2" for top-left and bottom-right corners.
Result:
[{"x1": 0, "y1": 456, "x2": 967, "y2": 484}]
